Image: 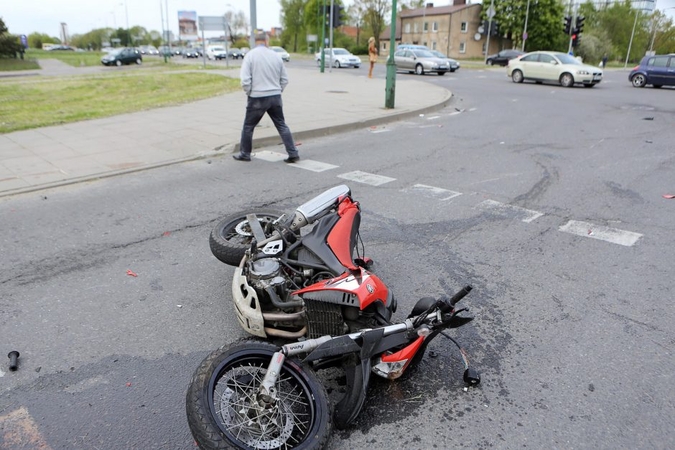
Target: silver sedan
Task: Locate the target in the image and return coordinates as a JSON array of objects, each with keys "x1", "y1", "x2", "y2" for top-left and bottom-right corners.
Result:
[{"x1": 394, "y1": 49, "x2": 450, "y2": 75}]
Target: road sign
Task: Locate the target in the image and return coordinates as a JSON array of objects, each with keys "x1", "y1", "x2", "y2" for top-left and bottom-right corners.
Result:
[
  {"x1": 198, "y1": 16, "x2": 226, "y2": 31},
  {"x1": 20, "y1": 34, "x2": 28, "y2": 48},
  {"x1": 523, "y1": 32, "x2": 528, "y2": 40}
]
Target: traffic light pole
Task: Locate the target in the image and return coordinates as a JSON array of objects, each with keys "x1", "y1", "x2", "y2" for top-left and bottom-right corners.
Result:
[{"x1": 384, "y1": 0, "x2": 398, "y2": 109}]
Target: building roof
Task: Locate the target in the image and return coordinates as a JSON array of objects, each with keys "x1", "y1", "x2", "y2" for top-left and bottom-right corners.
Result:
[{"x1": 379, "y1": 17, "x2": 402, "y2": 41}]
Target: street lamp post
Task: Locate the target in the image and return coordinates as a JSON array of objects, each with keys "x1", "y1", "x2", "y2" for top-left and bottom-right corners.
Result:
[
  {"x1": 124, "y1": 1, "x2": 130, "y2": 46},
  {"x1": 522, "y1": 0, "x2": 531, "y2": 51},
  {"x1": 624, "y1": 8, "x2": 639, "y2": 69},
  {"x1": 650, "y1": 6, "x2": 675, "y2": 54}
]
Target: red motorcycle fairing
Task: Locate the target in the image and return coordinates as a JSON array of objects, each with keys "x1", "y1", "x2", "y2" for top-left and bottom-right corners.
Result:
[
  {"x1": 326, "y1": 196, "x2": 360, "y2": 271},
  {"x1": 294, "y1": 268, "x2": 389, "y2": 310}
]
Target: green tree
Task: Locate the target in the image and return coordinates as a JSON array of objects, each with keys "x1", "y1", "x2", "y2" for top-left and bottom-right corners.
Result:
[
  {"x1": 0, "y1": 17, "x2": 23, "y2": 58},
  {"x1": 487, "y1": 0, "x2": 565, "y2": 51},
  {"x1": 355, "y1": 0, "x2": 390, "y2": 48},
  {"x1": 27, "y1": 32, "x2": 60, "y2": 49},
  {"x1": 596, "y1": 0, "x2": 650, "y2": 64},
  {"x1": 280, "y1": 0, "x2": 307, "y2": 52}
]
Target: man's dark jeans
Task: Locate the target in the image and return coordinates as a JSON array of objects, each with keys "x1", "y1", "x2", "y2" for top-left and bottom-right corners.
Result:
[{"x1": 239, "y1": 95, "x2": 298, "y2": 158}]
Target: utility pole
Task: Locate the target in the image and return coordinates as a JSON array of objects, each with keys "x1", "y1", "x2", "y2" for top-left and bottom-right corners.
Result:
[
  {"x1": 320, "y1": 0, "x2": 326, "y2": 73},
  {"x1": 385, "y1": 0, "x2": 398, "y2": 109},
  {"x1": 484, "y1": 0, "x2": 494, "y2": 64},
  {"x1": 249, "y1": 0, "x2": 257, "y2": 49},
  {"x1": 522, "y1": 0, "x2": 531, "y2": 51}
]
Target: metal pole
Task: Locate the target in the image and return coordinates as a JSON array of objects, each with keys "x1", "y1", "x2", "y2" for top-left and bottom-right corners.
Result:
[
  {"x1": 522, "y1": 0, "x2": 531, "y2": 51},
  {"x1": 320, "y1": 0, "x2": 326, "y2": 72},
  {"x1": 124, "y1": 1, "x2": 130, "y2": 46},
  {"x1": 160, "y1": 0, "x2": 167, "y2": 62},
  {"x1": 329, "y1": 0, "x2": 334, "y2": 72},
  {"x1": 484, "y1": 0, "x2": 494, "y2": 64},
  {"x1": 165, "y1": 0, "x2": 171, "y2": 52},
  {"x1": 249, "y1": 0, "x2": 257, "y2": 50},
  {"x1": 624, "y1": 9, "x2": 639, "y2": 69},
  {"x1": 385, "y1": 0, "x2": 398, "y2": 109}
]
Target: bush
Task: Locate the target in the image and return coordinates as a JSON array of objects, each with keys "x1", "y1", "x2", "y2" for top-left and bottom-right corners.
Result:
[{"x1": 0, "y1": 34, "x2": 23, "y2": 58}]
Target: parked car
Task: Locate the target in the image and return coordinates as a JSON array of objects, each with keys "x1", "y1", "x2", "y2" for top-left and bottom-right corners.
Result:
[
  {"x1": 486, "y1": 49, "x2": 525, "y2": 66},
  {"x1": 506, "y1": 51, "x2": 603, "y2": 87},
  {"x1": 158, "y1": 46, "x2": 172, "y2": 57},
  {"x1": 271, "y1": 46, "x2": 290, "y2": 62},
  {"x1": 183, "y1": 48, "x2": 201, "y2": 58},
  {"x1": 394, "y1": 48, "x2": 450, "y2": 75},
  {"x1": 47, "y1": 45, "x2": 75, "y2": 51},
  {"x1": 206, "y1": 45, "x2": 228, "y2": 60},
  {"x1": 315, "y1": 48, "x2": 361, "y2": 68},
  {"x1": 226, "y1": 48, "x2": 243, "y2": 59},
  {"x1": 628, "y1": 54, "x2": 675, "y2": 88},
  {"x1": 428, "y1": 50, "x2": 460, "y2": 72},
  {"x1": 240, "y1": 47, "x2": 250, "y2": 56},
  {"x1": 101, "y1": 47, "x2": 142, "y2": 66}
]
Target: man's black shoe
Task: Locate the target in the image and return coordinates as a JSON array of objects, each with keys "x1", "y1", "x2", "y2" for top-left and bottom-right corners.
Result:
[
  {"x1": 233, "y1": 154, "x2": 251, "y2": 162},
  {"x1": 284, "y1": 156, "x2": 300, "y2": 163}
]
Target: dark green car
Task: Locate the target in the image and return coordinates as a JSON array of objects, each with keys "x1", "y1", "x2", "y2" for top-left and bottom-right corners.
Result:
[{"x1": 101, "y1": 48, "x2": 143, "y2": 66}]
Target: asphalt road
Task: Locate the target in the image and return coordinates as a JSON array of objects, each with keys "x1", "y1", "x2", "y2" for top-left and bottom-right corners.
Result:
[{"x1": 1, "y1": 65, "x2": 674, "y2": 450}]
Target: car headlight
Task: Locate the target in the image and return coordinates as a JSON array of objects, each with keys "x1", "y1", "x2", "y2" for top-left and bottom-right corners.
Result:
[{"x1": 577, "y1": 70, "x2": 590, "y2": 75}]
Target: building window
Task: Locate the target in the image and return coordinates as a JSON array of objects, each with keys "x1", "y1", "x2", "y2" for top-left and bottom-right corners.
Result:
[
  {"x1": 383, "y1": 42, "x2": 387, "y2": 50},
  {"x1": 432, "y1": 22, "x2": 438, "y2": 32},
  {"x1": 413, "y1": 23, "x2": 418, "y2": 33},
  {"x1": 432, "y1": 41, "x2": 437, "y2": 50},
  {"x1": 461, "y1": 22, "x2": 468, "y2": 33},
  {"x1": 422, "y1": 41, "x2": 427, "y2": 47},
  {"x1": 424, "y1": 22, "x2": 428, "y2": 32},
  {"x1": 482, "y1": 43, "x2": 486, "y2": 54},
  {"x1": 459, "y1": 42, "x2": 466, "y2": 53},
  {"x1": 405, "y1": 23, "x2": 411, "y2": 33}
]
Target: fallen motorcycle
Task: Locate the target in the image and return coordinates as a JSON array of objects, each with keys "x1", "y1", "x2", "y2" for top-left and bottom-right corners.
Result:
[
  {"x1": 209, "y1": 185, "x2": 396, "y2": 340},
  {"x1": 186, "y1": 285, "x2": 480, "y2": 450}
]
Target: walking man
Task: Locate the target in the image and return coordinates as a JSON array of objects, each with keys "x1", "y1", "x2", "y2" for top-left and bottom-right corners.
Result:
[{"x1": 233, "y1": 33, "x2": 300, "y2": 163}]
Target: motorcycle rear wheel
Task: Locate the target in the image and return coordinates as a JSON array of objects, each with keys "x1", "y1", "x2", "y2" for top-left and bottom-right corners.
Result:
[
  {"x1": 209, "y1": 209, "x2": 286, "y2": 266},
  {"x1": 186, "y1": 340, "x2": 332, "y2": 450}
]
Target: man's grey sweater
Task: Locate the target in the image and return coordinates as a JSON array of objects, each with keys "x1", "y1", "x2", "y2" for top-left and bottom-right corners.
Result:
[{"x1": 240, "y1": 45, "x2": 289, "y2": 98}]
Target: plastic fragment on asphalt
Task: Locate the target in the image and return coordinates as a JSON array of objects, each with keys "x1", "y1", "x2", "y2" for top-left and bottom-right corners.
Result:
[
  {"x1": 162, "y1": 231, "x2": 171, "y2": 236},
  {"x1": 646, "y1": 140, "x2": 653, "y2": 143},
  {"x1": 643, "y1": 117, "x2": 654, "y2": 120},
  {"x1": 177, "y1": 305, "x2": 183, "y2": 308},
  {"x1": 663, "y1": 194, "x2": 675, "y2": 199},
  {"x1": 126, "y1": 382, "x2": 132, "y2": 387},
  {"x1": 126, "y1": 270, "x2": 138, "y2": 277}
]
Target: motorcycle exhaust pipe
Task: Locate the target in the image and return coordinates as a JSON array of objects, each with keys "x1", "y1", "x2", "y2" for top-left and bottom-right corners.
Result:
[{"x1": 264, "y1": 326, "x2": 307, "y2": 339}]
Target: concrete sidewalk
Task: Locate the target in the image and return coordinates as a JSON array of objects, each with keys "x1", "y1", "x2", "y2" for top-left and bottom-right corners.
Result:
[{"x1": 0, "y1": 64, "x2": 452, "y2": 197}]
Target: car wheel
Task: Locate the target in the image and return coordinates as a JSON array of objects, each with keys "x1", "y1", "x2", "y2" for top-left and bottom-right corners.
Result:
[
  {"x1": 136, "y1": 58, "x2": 142, "y2": 65},
  {"x1": 334, "y1": 60, "x2": 341, "y2": 68},
  {"x1": 487, "y1": 60, "x2": 494, "y2": 66},
  {"x1": 437, "y1": 71, "x2": 445, "y2": 76},
  {"x1": 450, "y1": 69, "x2": 456, "y2": 73},
  {"x1": 559, "y1": 73, "x2": 574, "y2": 87},
  {"x1": 653, "y1": 84, "x2": 662, "y2": 89},
  {"x1": 415, "y1": 64, "x2": 424, "y2": 75},
  {"x1": 115, "y1": 60, "x2": 122, "y2": 67},
  {"x1": 631, "y1": 74, "x2": 647, "y2": 87},
  {"x1": 511, "y1": 69, "x2": 524, "y2": 83}
]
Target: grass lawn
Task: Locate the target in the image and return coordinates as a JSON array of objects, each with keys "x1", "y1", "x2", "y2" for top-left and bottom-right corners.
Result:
[
  {"x1": 26, "y1": 49, "x2": 108, "y2": 67},
  {"x1": 0, "y1": 58, "x2": 41, "y2": 71},
  {"x1": 0, "y1": 71, "x2": 240, "y2": 133}
]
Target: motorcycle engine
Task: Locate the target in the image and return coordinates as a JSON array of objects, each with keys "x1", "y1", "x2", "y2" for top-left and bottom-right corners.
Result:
[{"x1": 249, "y1": 258, "x2": 284, "y2": 286}]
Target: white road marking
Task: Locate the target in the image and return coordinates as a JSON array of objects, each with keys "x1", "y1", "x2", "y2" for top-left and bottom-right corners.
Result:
[
  {"x1": 477, "y1": 199, "x2": 544, "y2": 223},
  {"x1": 338, "y1": 171, "x2": 396, "y2": 186},
  {"x1": 559, "y1": 220, "x2": 643, "y2": 247},
  {"x1": 254, "y1": 151, "x2": 338, "y2": 172},
  {"x1": 405, "y1": 184, "x2": 462, "y2": 201},
  {"x1": 426, "y1": 116, "x2": 440, "y2": 120}
]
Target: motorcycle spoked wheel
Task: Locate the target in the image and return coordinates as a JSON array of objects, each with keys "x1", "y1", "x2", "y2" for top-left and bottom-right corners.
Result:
[
  {"x1": 209, "y1": 209, "x2": 287, "y2": 266},
  {"x1": 186, "y1": 340, "x2": 332, "y2": 450}
]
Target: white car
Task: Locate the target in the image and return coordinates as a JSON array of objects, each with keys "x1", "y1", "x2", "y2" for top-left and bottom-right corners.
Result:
[
  {"x1": 506, "y1": 51, "x2": 603, "y2": 87},
  {"x1": 206, "y1": 45, "x2": 227, "y2": 60},
  {"x1": 315, "y1": 48, "x2": 362, "y2": 68},
  {"x1": 271, "y1": 46, "x2": 290, "y2": 62}
]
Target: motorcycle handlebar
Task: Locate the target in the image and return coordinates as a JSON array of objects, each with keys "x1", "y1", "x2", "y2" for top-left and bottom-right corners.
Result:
[{"x1": 439, "y1": 285, "x2": 473, "y2": 313}]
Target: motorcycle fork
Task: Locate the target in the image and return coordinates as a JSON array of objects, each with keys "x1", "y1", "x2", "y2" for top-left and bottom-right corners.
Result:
[{"x1": 258, "y1": 336, "x2": 332, "y2": 402}]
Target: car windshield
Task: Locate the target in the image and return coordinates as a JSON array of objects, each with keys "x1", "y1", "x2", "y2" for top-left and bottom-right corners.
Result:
[
  {"x1": 212, "y1": 47, "x2": 224, "y2": 51},
  {"x1": 430, "y1": 51, "x2": 447, "y2": 58},
  {"x1": 334, "y1": 49, "x2": 349, "y2": 55},
  {"x1": 412, "y1": 50, "x2": 434, "y2": 58},
  {"x1": 109, "y1": 49, "x2": 123, "y2": 55},
  {"x1": 555, "y1": 53, "x2": 581, "y2": 65},
  {"x1": 272, "y1": 47, "x2": 286, "y2": 53}
]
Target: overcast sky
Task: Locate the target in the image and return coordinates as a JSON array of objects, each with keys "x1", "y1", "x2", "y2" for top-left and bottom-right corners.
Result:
[
  {"x1": 2, "y1": 0, "x2": 674, "y2": 39},
  {"x1": 2, "y1": 0, "x2": 289, "y2": 38}
]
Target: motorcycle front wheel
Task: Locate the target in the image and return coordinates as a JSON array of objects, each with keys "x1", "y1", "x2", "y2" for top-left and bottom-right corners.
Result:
[
  {"x1": 186, "y1": 340, "x2": 332, "y2": 450},
  {"x1": 209, "y1": 209, "x2": 286, "y2": 266}
]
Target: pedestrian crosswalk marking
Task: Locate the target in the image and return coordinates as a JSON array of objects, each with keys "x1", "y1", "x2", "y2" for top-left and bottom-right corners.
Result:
[
  {"x1": 254, "y1": 151, "x2": 338, "y2": 172},
  {"x1": 404, "y1": 184, "x2": 462, "y2": 201},
  {"x1": 477, "y1": 199, "x2": 544, "y2": 223},
  {"x1": 338, "y1": 171, "x2": 396, "y2": 186},
  {"x1": 559, "y1": 220, "x2": 642, "y2": 247}
]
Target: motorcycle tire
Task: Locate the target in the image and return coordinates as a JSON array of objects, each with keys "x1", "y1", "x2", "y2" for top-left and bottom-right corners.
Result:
[
  {"x1": 186, "y1": 339, "x2": 332, "y2": 450},
  {"x1": 209, "y1": 209, "x2": 286, "y2": 266}
]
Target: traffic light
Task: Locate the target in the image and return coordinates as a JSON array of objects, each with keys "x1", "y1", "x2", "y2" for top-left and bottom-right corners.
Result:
[
  {"x1": 331, "y1": 4, "x2": 343, "y2": 28},
  {"x1": 563, "y1": 16, "x2": 572, "y2": 35},
  {"x1": 490, "y1": 22, "x2": 499, "y2": 36},
  {"x1": 571, "y1": 34, "x2": 581, "y2": 47},
  {"x1": 573, "y1": 16, "x2": 585, "y2": 35}
]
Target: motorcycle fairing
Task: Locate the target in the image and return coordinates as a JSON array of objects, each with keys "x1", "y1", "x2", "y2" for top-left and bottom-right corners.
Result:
[
  {"x1": 326, "y1": 197, "x2": 360, "y2": 271},
  {"x1": 231, "y1": 265, "x2": 267, "y2": 338},
  {"x1": 294, "y1": 268, "x2": 389, "y2": 310}
]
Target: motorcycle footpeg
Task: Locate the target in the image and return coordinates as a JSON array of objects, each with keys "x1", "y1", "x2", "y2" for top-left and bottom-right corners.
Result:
[{"x1": 463, "y1": 368, "x2": 481, "y2": 386}]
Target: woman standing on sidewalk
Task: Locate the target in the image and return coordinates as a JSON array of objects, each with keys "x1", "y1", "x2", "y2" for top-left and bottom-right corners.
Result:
[{"x1": 368, "y1": 37, "x2": 378, "y2": 78}]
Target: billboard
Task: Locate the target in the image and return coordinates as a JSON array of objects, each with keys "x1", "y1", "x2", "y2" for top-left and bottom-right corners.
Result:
[{"x1": 178, "y1": 11, "x2": 198, "y2": 39}]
